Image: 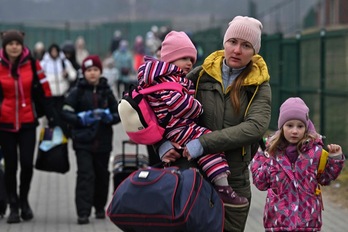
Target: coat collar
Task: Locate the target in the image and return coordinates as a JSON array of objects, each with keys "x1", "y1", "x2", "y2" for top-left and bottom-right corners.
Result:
[{"x1": 200, "y1": 50, "x2": 270, "y2": 87}]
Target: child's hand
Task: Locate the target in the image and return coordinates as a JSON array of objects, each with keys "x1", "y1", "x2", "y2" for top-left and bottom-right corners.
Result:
[
  {"x1": 327, "y1": 144, "x2": 342, "y2": 156},
  {"x1": 183, "y1": 147, "x2": 192, "y2": 161},
  {"x1": 161, "y1": 142, "x2": 182, "y2": 164},
  {"x1": 101, "y1": 108, "x2": 113, "y2": 123},
  {"x1": 78, "y1": 110, "x2": 98, "y2": 126},
  {"x1": 93, "y1": 108, "x2": 105, "y2": 120}
]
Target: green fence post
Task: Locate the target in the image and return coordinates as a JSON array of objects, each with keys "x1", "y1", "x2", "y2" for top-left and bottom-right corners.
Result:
[
  {"x1": 319, "y1": 29, "x2": 326, "y2": 136},
  {"x1": 295, "y1": 32, "x2": 301, "y2": 96}
]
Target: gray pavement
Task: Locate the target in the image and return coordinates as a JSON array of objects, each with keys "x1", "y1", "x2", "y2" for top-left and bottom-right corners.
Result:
[{"x1": 0, "y1": 123, "x2": 347, "y2": 231}]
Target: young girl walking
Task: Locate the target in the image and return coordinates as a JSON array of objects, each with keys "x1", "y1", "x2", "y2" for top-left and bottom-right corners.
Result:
[{"x1": 251, "y1": 97, "x2": 345, "y2": 231}]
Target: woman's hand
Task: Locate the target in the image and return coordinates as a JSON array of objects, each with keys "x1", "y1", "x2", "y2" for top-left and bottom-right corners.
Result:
[
  {"x1": 161, "y1": 142, "x2": 182, "y2": 164},
  {"x1": 182, "y1": 147, "x2": 192, "y2": 161}
]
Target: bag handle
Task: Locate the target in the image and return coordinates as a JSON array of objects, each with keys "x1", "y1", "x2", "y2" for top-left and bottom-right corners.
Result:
[
  {"x1": 139, "y1": 82, "x2": 183, "y2": 95},
  {"x1": 317, "y1": 149, "x2": 329, "y2": 175}
]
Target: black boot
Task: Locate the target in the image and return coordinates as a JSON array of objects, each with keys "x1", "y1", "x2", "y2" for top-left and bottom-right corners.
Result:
[
  {"x1": 20, "y1": 198, "x2": 33, "y2": 221},
  {"x1": 7, "y1": 196, "x2": 20, "y2": 224},
  {"x1": 77, "y1": 215, "x2": 89, "y2": 225},
  {"x1": 95, "y1": 208, "x2": 105, "y2": 219},
  {"x1": 7, "y1": 207, "x2": 20, "y2": 224}
]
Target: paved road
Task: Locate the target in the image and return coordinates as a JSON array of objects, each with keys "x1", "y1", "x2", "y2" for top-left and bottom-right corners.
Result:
[{"x1": 0, "y1": 123, "x2": 346, "y2": 231}]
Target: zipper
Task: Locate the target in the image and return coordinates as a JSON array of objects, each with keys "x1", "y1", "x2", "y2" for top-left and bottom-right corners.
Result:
[
  {"x1": 93, "y1": 86, "x2": 98, "y2": 106},
  {"x1": 15, "y1": 79, "x2": 19, "y2": 130},
  {"x1": 54, "y1": 61, "x2": 60, "y2": 94}
]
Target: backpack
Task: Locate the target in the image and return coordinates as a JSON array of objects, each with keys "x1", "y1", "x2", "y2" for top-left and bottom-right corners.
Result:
[
  {"x1": 61, "y1": 59, "x2": 80, "y2": 92},
  {"x1": 317, "y1": 149, "x2": 329, "y2": 176},
  {"x1": 118, "y1": 82, "x2": 183, "y2": 145},
  {"x1": 316, "y1": 149, "x2": 329, "y2": 198}
]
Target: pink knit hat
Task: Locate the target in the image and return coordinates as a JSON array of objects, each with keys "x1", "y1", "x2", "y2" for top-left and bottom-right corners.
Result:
[
  {"x1": 223, "y1": 16, "x2": 263, "y2": 54},
  {"x1": 278, "y1": 97, "x2": 309, "y2": 129},
  {"x1": 160, "y1": 31, "x2": 197, "y2": 64}
]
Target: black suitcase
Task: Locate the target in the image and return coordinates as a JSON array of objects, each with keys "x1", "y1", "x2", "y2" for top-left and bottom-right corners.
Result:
[{"x1": 112, "y1": 140, "x2": 148, "y2": 191}]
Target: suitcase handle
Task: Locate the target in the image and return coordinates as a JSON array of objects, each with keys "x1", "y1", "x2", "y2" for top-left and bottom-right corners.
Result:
[{"x1": 122, "y1": 140, "x2": 139, "y2": 167}]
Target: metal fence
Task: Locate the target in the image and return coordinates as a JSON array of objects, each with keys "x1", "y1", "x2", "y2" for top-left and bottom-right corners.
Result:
[{"x1": 261, "y1": 27, "x2": 348, "y2": 152}]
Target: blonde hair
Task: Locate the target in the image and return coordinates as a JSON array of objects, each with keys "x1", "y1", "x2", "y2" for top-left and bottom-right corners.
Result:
[
  {"x1": 229, "y1": 61, "x2": 253, "y2": 114},
  {"x1": 267, "y1": 129, "x2": 319, "y2": 156}
]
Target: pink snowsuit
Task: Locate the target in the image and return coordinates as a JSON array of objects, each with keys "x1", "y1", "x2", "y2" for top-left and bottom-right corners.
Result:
[
  {"x1": 251, "y1": 137, "x2": 345, "y2": 231},
  {"x1": 137, "y1": 58, "x2": 230, "y2": 182}
]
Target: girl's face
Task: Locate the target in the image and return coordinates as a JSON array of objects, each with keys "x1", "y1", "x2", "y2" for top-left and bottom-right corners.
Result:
[
  {"x1": 5, "y1": 41, "x2": 23, "y2": 62},
  {"x1": 223, "y1": 38, "x2": 254, "y2": 69},
  {"x1": 172, "y1": 57, "x2": 194, "y2": 74},
  {"x1": 84, "y1": 67, "x2": 101, "y2": 86},
  {"x1": 283, "y1": 120, "x2": 306, "y2": 144}
]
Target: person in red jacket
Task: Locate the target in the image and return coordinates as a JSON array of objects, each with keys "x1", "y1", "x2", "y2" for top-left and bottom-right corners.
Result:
[{"x1": 0, "y1": 29, "x2": 56, "y2": 224}]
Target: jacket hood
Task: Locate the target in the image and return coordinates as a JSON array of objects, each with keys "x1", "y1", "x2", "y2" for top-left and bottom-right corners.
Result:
[
  {"x1": 137, "y1": 57, "x2": 184, "y2": 88},
  {"x1": 41, "y1": 51, "x2": 66, "y2": 62},
  {"x1": 78, "y1": 76, "x2": 109, "y2": 90},
  {"x1": 0, "y1": 46, "x2": 31, "y2": 66},
  {"x1": 201, "y1": 50, "x2": 270, "y2": 86}
]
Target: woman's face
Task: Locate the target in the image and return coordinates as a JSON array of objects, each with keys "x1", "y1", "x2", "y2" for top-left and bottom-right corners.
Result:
[
  {"x1": 282, "y1": 120, "x2": 306, "y2": 144},
  {"x1": 84, "y1": 66, "x2": 101, "y2": 86},
  {"x1": 5, "y1": 41, "x2": 23, "y2": 62},
  {"x1": 50, "y1": 48, "x2": 59, "y2": 59},
  {"x1": 223, "y1": 38, "x2": 255, "y2": 69}
]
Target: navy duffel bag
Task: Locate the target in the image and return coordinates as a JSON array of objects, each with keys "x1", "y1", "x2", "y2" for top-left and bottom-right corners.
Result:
[{"x1": 107, "y1": 167, "x2": 224, "y2": 232}]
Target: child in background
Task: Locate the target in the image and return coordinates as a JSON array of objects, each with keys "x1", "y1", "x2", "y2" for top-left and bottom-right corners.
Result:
[
  {"x1": 102, "y1": 56, "x2": 119, "y2": 95},
  {"x1": 61, "y1": 55, "x2": 120, "y2": 225},
  {"x1": 251, "y1": 97, "x2": 345, "y2": 231},
  {"x1": 137, "y1": 31, "x2": 248, "y2": 208}
]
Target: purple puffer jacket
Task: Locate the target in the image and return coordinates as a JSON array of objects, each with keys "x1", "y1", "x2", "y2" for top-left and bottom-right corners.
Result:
[{"x1": 251, "y1": 138, "x2": 345, "y2": 231}]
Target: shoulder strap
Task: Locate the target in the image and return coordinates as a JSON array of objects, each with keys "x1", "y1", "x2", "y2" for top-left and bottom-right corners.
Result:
[
  {"x1": 139, "y1": 82, "x2": 183, "y2": 95},
  {"x1": 244, "y1": 85, "x2": 259, "y2": 117},
  {"x1": 318, "y1": 149, "x2": 329, "y2": 175},
  {"x1": 245, "y1": 85, "x2": 266, "y2": 152},
  {"x1": 61, "y1": 58, "x2": 66, "y2": 69},
  {"x1": 191, "y1": 66, "x2": 204, "y2": 98},
  {"x1": 315, "y1": 148, "x2": 329, "y2": 204},
  {"x1": 30, "y1": 58, "x2": 37, "y2": 76},
  {"x1": 30, "y1": 58, "x2": 41, "y2": 87}
]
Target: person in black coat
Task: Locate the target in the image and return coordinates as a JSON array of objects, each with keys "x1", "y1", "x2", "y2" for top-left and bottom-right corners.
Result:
[{"x1": 61, "y1": 55, "x2": 120, "y2": 225}]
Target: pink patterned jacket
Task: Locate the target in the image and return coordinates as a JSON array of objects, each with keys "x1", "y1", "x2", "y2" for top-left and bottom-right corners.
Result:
[
  {"x1": 137, "y1": 58, "x2": 204, "y2": 145},
  {"x1": 251, "y1": 138, "x2": 345, "y2": 231}
]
